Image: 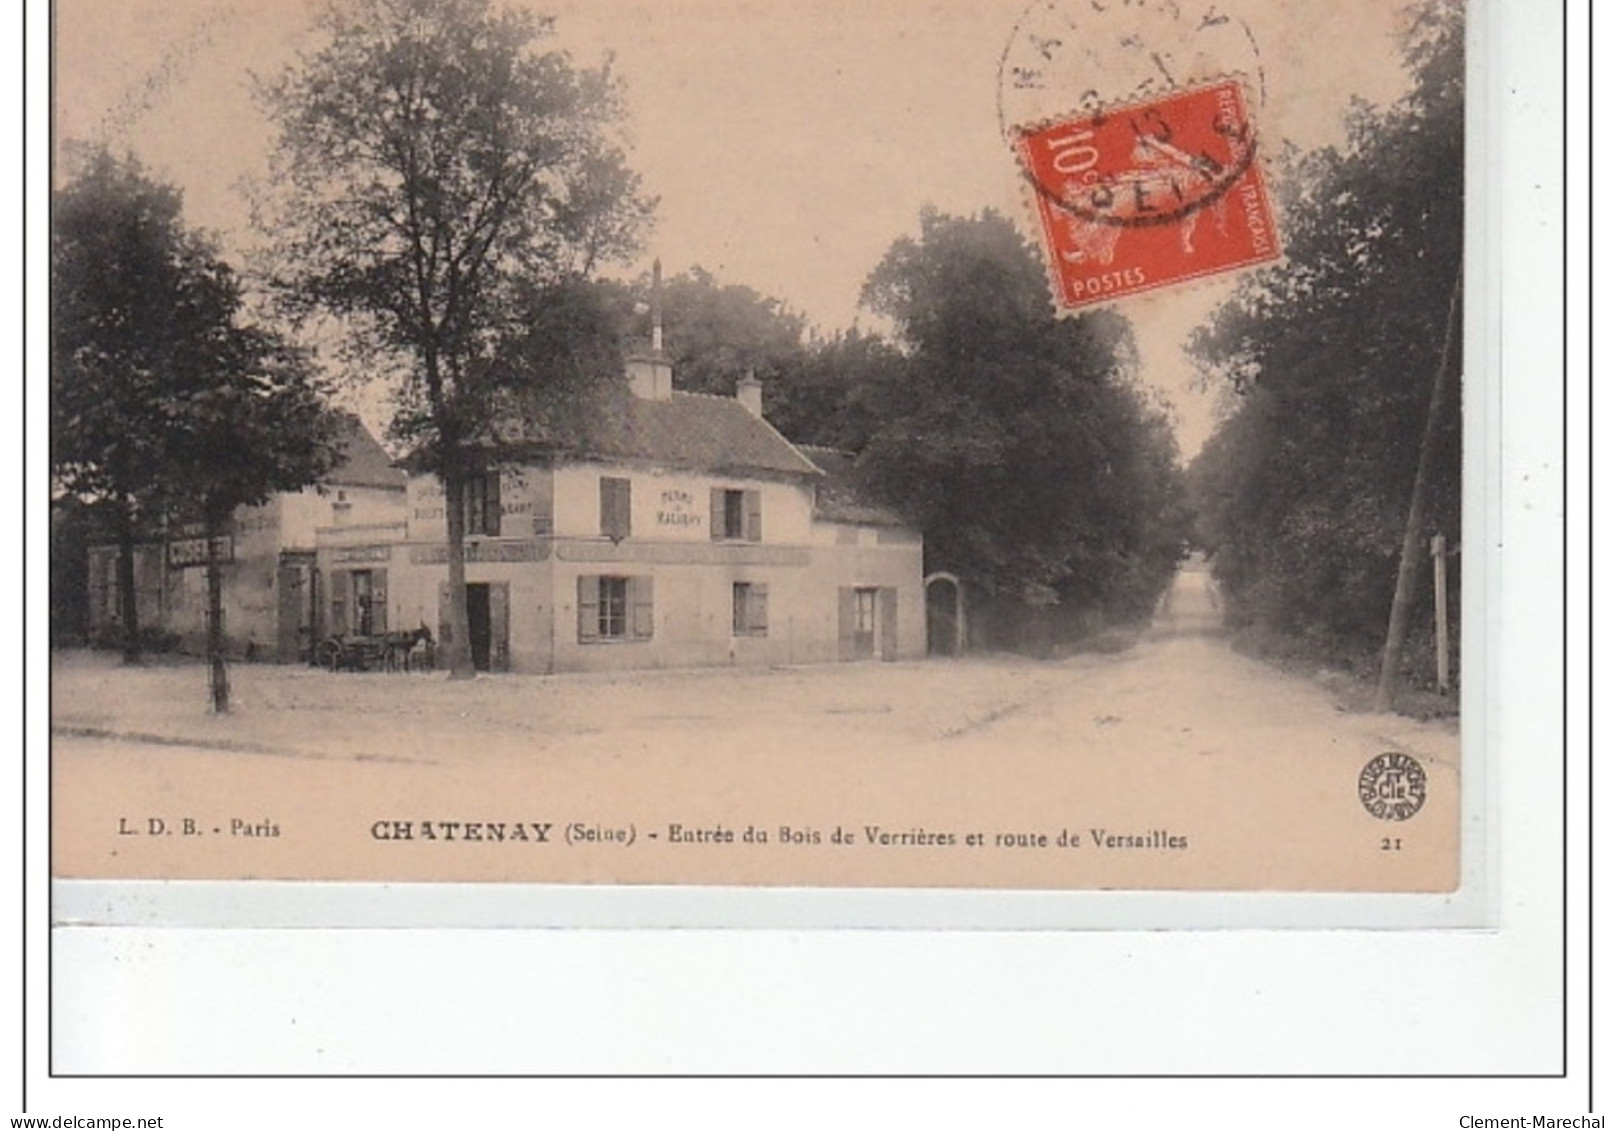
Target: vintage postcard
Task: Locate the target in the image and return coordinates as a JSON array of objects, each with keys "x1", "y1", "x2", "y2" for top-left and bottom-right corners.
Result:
[{"x1": 48, "y1": 0, "x2": 1484, "y2": 922}]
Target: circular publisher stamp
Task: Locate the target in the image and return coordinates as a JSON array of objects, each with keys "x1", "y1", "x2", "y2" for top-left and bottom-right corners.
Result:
[{"x1": 1357, "y1": 753, "x2": 1428, "y2": 822}]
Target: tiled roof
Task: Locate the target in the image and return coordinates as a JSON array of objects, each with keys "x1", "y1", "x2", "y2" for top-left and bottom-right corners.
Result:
[
  {"x1": 798, "y1": 444, "x2": 911, "y2": 527},
  {"x1": 326, "y1": 414, "x2": 407, "y2": 490},
  {"x1": 531, "y1": 391, "x2": 823, "y2": 479}
]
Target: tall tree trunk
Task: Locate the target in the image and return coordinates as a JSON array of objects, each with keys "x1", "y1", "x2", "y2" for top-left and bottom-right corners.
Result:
[
  {"x1": 442, "y1": 467, "x2": 475, "y2": 680},
  {"x1": 114, "y1": 498, "x2": 141, "y2": 665},
  {"x1": 204, "y1": 512, "x2": 230, "y2": 714},
  {"x1": 1374, "y1": 271, "x2": 1462, "y2": 712}
]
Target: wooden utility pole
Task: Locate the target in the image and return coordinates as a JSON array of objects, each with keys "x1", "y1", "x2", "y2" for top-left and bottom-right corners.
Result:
[
  {"x1": 1431, "y1": 533, "x2": 1450, "y2": 694},
  {"x1": 1374, "y1": 271, "x2": 1462, "y2": 712}
]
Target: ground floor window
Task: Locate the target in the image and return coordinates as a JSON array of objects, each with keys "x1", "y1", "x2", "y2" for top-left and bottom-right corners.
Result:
[
  {"x1": 599, "y1": 576, "x2": 628, "y2": 638},
  {"x1": 839, "y1": 584, "x2": 896, "y2": 661},
  {"x1": 854, "y1": 587, "x2": 877, "y2": 635},
  {"x1": 732, "y1": 581, "x2": 769, "y2": 636},
  {"x1": 578, "y1": 575, "x2": 654, "y2": 642}
]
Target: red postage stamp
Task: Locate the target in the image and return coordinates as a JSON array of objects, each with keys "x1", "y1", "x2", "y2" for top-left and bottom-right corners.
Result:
[{"x1": 1014, "y1": 78, "x2": 1281, "y2": 311}]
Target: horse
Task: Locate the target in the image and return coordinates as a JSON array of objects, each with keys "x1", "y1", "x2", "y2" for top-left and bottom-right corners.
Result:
[{"x1": 382, "y1": 624, "x2": 435, "y2": 673}]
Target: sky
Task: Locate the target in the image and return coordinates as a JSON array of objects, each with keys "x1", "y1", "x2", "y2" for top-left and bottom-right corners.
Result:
[{"x1": 52, "y1": 0, "x2": 1419, "y2": 455}]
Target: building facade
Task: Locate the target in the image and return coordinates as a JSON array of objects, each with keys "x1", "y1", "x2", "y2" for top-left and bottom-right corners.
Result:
[
  {"x1": 86, "y1": 415, "x2": 407, "y2": 661},
  {"x1": 314, "y1": 347, "x2": 925, "y2": 673}
]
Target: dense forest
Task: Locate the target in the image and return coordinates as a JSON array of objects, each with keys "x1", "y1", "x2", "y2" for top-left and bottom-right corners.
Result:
[{"x1": 1185, "y1": 0, "x2": 1464, "y2": 690}]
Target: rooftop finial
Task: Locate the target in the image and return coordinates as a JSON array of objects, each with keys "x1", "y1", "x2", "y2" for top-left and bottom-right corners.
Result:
[{"x1": 651, "y1": 258, "x2": 664, "y2": 354}]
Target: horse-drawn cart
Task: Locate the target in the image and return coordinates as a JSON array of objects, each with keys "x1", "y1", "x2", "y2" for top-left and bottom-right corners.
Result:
[{"x1": 314, "y1": 626, "x2": 434, "y2": 673}]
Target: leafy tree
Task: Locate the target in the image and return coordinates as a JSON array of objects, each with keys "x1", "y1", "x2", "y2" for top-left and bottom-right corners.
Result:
[
  {"x1": 617, "y1": 266, "x2": 809, "y2": 397},
  {"x1": 53, "y1": 147, "x2": 341, "y2": 705},
  {"x1": 55, "y1": 150, "x2": 179, "y2": 662},
  {"x1": 1186, "y1": 0, "x2": 1463, "y2": 691},
  {"x1": 164, "y1": 326, "x2": 341, "y2": 712},
  {"x1": 857, "y1": 209, "x2": 1188, "y2": 647},
  {"x1": 766, "y1": 328, "x2": 903, "y2": 453},
  {"x1": 51, "y1": 149, "x2": 235, "y2": 663},
  {"x1": 258, "y1": 0, "x2": 653, "y2": 677}
]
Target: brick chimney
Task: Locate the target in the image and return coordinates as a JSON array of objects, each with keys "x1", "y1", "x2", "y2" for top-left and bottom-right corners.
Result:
[{"x1": 736, "y1": 369, "x2": 763, "y2": 417}]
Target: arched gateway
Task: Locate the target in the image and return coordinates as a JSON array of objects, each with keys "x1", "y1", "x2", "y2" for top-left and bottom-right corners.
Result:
[{"x1": 924, "y1": 572, "x2": 965, "y2": 656}]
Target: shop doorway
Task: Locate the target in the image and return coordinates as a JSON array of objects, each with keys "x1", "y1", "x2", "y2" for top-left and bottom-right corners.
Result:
[
  {"x1": 438, "y1": 581, "x2": 509, "y2": 672},
  {"x1": 467, "y1": 583, "x2": 492, "y2": 672}
]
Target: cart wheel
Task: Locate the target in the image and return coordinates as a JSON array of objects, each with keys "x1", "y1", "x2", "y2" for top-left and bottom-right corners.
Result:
[{"x1": 315, "y1": 638, "x2": 343, "y2": 672}]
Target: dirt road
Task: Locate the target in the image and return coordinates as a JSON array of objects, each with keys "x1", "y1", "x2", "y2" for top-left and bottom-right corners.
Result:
[{"x1": 51, "y1": 566, "x2": 1460, "y2": 890}]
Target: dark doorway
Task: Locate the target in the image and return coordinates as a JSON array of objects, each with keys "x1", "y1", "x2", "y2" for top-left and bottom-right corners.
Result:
[{"x1": 467, "y1": 583, "x2": 492, "y2": 672}]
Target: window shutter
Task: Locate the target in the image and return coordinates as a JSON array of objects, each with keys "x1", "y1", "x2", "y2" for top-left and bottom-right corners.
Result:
[
  {"x1": 744, "y1": 489, "x2": 763, "y2": 542},
  {"x1": 601, "y1": 477, "x2": 631, "y2": 541},
  {"x1": 372, "y1": 569, "x2": 389, "y2": 634},
  {"x1": 578, "y1": 575, "x2": 600, "y2": 641},
  {"x1": 837, "y1": 587, "x2": 856, "y2": 661},
  {"x1": 490, "y1": 582, "x2": 510, "y2": 671},
  {"x1": 879, "y1": 587, "x2": 898, "y2": 661},
  {"x1": 330, "y1": 569, "x2": 351, "y2": 635},
  {"x1": 485, "y1": 473, "x2": 502, "y2": 537},
  {"x1": 710, "y1": 488, "x2": 725, "y2": 540},
  {"x1": 531, "y1": 470, "x2": 554, "y2": 536},
  {"x1": 630, "y1": 575, "x2": 655, "y2": 639},
  {"x1": 751, "y1": 583, "x2": 768, "y2": 634}
]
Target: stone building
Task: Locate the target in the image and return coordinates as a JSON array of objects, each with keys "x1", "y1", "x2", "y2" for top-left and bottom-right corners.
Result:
[
  {"x1": 85, "y1": 414, "x2": 407, "y2": 661},
  {"x1": 314, "y1": 328, "x2": 925, "y2": 673}
]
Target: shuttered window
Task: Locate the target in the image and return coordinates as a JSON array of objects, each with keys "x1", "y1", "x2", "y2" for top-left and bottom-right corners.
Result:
[
  {"x1": 578, "y1": 574, "x2": 653, "y2": 642},
  {"x1": 711, "y1": 487, "x2": 762, "y2": 541},
  {"x1": 732, "y1": 582, "x2": 768, "y2": 636},
  {"x1": 600, "y1": 477, "x2": 632, "y2": 541}
]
